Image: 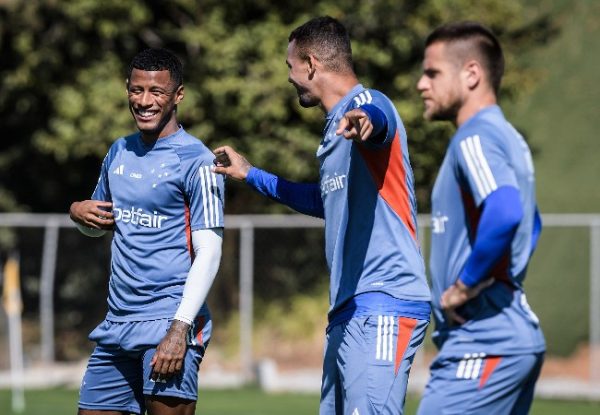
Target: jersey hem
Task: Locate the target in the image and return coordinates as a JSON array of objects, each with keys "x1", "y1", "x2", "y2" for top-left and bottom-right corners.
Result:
[{"x1": 105, "y1": 311, "x2": 211, "y2": 323}]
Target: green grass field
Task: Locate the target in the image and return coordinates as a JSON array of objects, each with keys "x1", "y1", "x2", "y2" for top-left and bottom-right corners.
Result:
[{"x1": 1, "y1": 388, "x2": 600, "y2": 415}]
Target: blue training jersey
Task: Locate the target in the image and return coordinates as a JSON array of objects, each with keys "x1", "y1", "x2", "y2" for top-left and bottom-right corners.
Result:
[
  {"x1": 92, "y1": 127, "x2": 225, "y2": 322},
  {"x1": 430, "y1": 105, "x2": 545, "y2": 356},
  {"x1": 321, "y1": 85, "x2": 431, "y2": 317}
]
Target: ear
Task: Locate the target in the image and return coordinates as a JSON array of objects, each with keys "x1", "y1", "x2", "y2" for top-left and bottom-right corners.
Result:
[
  {"x1": 307, "y1": 54, "x2": 319, "y2": 79},
  {"x1": 463, "y1": 60, "x2": 482, "y2": 90},
  {"x1": 174, "y1": 85, "x2": 184, "y2": 104}
]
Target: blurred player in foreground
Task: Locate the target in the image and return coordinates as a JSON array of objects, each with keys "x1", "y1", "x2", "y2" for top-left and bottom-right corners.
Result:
[
  {"x1": 415, "y1": 22, "x2": 546, "y2": 415},
  {"x1": 213, "y1": 16, "x2": 430, "y2": 415},
  {"x1": 69, "y1": 48, "x2": 224, "y2": 415}
]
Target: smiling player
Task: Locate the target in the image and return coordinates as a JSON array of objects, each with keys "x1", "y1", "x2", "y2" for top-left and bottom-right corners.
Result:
[{"x1": 70, "y1": 48, "x2": 224, "y2": 415}]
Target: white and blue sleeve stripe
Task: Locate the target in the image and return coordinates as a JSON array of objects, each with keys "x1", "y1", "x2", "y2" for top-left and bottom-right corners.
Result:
[
  {"x1": 198, "y1": 165, "x2": 222, "y2": 228},
  {"x1": 460, "y1": 135, "x2": 497, "y2": 200}
]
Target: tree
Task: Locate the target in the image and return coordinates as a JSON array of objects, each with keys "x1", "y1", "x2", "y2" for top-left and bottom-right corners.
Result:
[
  {"x1": 0, "y1": 0, "x2": 559, "y2": 359},
  {"x1": 0, "y1": 0, "x2": 556, "y2": 213}
]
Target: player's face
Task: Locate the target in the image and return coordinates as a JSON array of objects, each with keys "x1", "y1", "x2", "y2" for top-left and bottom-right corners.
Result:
[
  {"x1": 127, "y1": 69, "x2": 184, "y2": 139},
  {"x1": 286, "y1": 40, "x2": 320, "y2": 108},
  {"x1": 417, "y1": 42, "x2": 463, "y2": 122}
]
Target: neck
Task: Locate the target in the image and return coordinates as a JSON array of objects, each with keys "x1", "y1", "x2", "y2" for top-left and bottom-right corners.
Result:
[
  {"x1": 456, "y1": 93, "x2": 497, "y2": 127},
  {"x1": 318, "y1": 73, "x2": 360, "y2": 113},
  {"x1": 140, "y1": 117, "x2": 179, "y2": 145}
]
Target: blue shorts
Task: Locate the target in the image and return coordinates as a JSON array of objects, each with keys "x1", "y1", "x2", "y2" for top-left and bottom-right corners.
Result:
[
  {"x1": 79, "y1": 317, "x2": 211, "y2": 414},
  {"x1": 320, "y1": 314, "x2": 428, "y2": 415},
  {"x1": 417, "y1": 352, "x2": 544, "y2": 415}
]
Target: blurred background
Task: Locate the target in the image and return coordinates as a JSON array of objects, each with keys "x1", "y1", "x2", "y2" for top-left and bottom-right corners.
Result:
[{"x1": 0, "y1": 0, "x2": 599, "y2": 413}]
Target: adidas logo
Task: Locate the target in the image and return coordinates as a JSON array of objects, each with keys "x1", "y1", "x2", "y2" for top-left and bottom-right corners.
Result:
[{"x1": 113, "y1": 164, "x2": 125, "y2": 175}]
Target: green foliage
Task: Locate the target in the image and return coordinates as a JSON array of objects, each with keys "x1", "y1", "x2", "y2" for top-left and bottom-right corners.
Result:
[
  {"x1": 508, "y1": 0, "x2": 600, "y2": 212},
  {"x1": 0, "y1": 0, "x2": 557, "y2": 212},
  {"x1": 0, "y1": 0, "x2": 568, "y2": 363}
]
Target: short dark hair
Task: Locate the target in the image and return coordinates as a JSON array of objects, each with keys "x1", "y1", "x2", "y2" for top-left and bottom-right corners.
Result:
[
  {"x1": 426, "y1": 21, "x2": 504, "y2": 94},
  {"x1": 289, "y1": 16, "x2": 353, "y2": 73},
  {"x1": 127, "y1": 48, "x2": 183, "y2": 88}
]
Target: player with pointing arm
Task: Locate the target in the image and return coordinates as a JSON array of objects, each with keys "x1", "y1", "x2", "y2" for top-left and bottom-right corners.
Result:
[{"x1": 213, "y1": 15, "x2": 430, "y2": 415}]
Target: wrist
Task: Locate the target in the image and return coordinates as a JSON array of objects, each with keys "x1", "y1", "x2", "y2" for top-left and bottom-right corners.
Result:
[
  {"x1": 69, "y1": 202, "x2": 80, "y2": 222},
  {"x1": 245, "y1": 166, "x2": 260, "y2": 183},
  {"x1": 170, "y1": 319, "x2": 191, "y2": 334},
  {"x1": 454, "y1": 278, "x2": 470, "y2": 292}
]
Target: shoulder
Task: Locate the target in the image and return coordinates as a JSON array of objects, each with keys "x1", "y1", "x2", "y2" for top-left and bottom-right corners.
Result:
[
  {"x1": 169, "y1": 131, "x2": 214, "y2": 166},
  {"x1": 347, "y1": 88, "x2": 393, "y2": 110},
  {"x1": 104, "y1": 133, "x2": 136, "y2": 161},
  {"x1": 452, "y1": 116, "x2": 506, "y2": 152},
  {"x1": 111, "y1": 133, "x2": 136, "y2": 150}
]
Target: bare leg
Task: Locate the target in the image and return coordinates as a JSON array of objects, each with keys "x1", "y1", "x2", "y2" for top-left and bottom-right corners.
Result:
[{"x1": 146, "y1": 396, "x2": 196, "y2": 415}]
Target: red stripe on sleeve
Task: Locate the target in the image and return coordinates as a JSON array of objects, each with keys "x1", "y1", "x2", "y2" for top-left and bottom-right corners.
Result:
[
  {"x1": 184, "y1": 202, "x2": 194, "y2": 260},
  {"x1": 357, "y1": 132, "x2": 417, "y2": 242},
  {"x1": 195, "y1": 316, "x2": 205, "y2": 345},
  {"x1": 479, "y1": 356, "x2": 502, "y2": 389},
  {"x1": 460, "y1": 187, "x2": 511, "y2": 284},
  {"x1": 394, "y1": 317, "x2": 418, "y2": 375}
]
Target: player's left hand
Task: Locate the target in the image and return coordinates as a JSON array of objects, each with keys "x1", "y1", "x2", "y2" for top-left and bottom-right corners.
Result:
[
  {"x1": 335, "y1": 109, "x2": 373, "y2": 142},
  {"x1": 150, "y1": 320, "x2": 190, "y2": 382},
  {"x1": 441, "y1": 278, "x2": 494, "y2": 325}
]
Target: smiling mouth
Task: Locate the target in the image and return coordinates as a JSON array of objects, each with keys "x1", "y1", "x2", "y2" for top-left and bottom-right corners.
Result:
[{"x1": 134, "y1": 108, "x2": 159, "y2": 120}]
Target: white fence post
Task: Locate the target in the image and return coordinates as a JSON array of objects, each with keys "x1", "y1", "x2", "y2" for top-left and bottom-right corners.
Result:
[
  {"x1": 40, "y1": 219, "x2": 59, "y2": 364},
  {"x1": 590, "y1": 220, "x2": 600, "y2": 383},
  {"x1": 239, "y1": 222, "x2": 255, "y2": 380}
]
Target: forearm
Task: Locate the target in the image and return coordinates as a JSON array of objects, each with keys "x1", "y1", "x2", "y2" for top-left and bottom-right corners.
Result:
[
  {"x1": 173, "y1": 228, "x2": 223, "y2": 325},
  {"x1": 246, "y1": 167, "x2": 324, "y2": 218},
  {"x1": 360, "y1": 104, "x2": 388, "y2": 144},
  {"x1": 459, "y1": 186, "x2": 523, "y2": 287}
]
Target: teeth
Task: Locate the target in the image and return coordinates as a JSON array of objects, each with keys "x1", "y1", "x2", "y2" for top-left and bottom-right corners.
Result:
[{"x1": 137, "y1": 110, "x2": 157, "y2": 117}]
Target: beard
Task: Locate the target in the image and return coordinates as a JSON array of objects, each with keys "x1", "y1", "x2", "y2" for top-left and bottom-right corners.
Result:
[
  {"x1": 294, "y1": 85, "x2": 319, "y2": 108},
  {"x1": 426, "y1": 98, "x2": 462, "y2": 122}
]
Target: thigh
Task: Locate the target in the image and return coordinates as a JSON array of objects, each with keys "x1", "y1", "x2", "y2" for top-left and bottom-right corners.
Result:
[
  {"x1": 141, "y1": 318, "x2": 211, "y2": 402},
  {"x1": 510, "y1": 352, "x2": 544, "y2": 415},
  {"x1": 146, "y1": 395, "x2": 196, "y2": 415},
  {"x1": 417, "y1": 353, "x2": 543, "y2": 415},
  {"x1": 342, "y1": 315, "x2": 428, "y2": 415},
  {"x1": 141, "y1": 344, "x2": 206, "y2": 401},
  {"x1": 320, "y1": 325, "x2": 343, "y2": 415},
  {"x1": 79, "y1": 345, "x2": 144, "y2": 414}
]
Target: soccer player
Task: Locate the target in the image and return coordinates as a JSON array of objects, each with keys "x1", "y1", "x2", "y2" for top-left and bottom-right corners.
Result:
[
  {"x1": 414, "y1": 22, "x2": 546, "y2": 414},
  {"x1": 69, "y1": 48, "x2": 224, "y2": 415},
  {"x1": 213, "y1": 16, "x2": 431, "y2": 415}
]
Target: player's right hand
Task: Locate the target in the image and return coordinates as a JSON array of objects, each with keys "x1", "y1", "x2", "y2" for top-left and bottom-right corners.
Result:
[
  {"x1": 212, "y1": 145, "x2": 253, "y2": 181},
  {"x1": 336, "y1": 109, "x2": 374, "y2": 142},
  {"x1": 69, "y1": 200, "x2": 114, "y2": 230}
]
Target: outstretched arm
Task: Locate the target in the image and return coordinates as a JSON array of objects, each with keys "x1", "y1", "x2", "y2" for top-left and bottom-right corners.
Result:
[
  {"x1": 212, "y1": 146, "x2": 324, "y2": 218},
  {"x1": 336, "y1": 104, "x2": 390, "y2": 144}
]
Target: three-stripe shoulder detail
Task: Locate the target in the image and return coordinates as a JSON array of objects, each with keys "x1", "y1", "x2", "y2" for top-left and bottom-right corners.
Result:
[
  {"x1": 353, "y1": 90, "x2": 373, "y2": 107},
  {"x1": 198, "y1": 165, "x2": 221, "y2": 228},
  {"x1": 459, "y1": 135, "x2": 497, "y2": 199}
]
